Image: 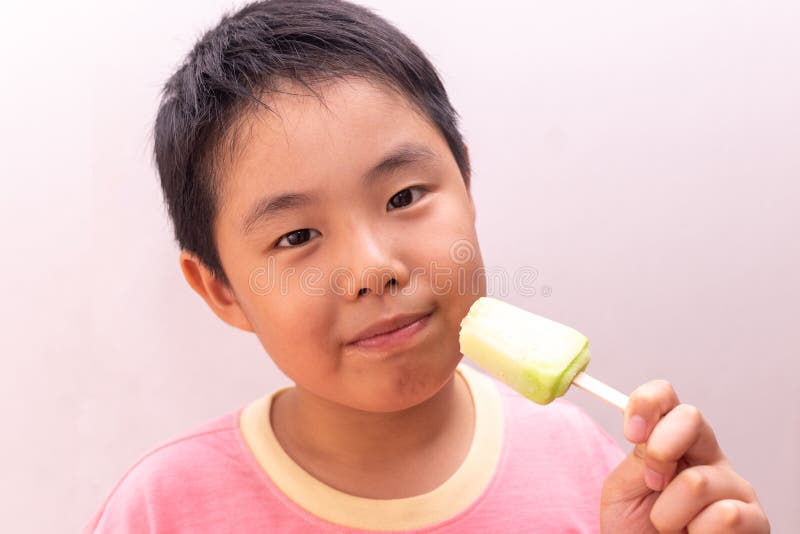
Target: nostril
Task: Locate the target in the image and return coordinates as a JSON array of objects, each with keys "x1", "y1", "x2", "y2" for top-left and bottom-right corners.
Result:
[{"x1": 357, "y1": 277, "x2": 397, "y2": 297}]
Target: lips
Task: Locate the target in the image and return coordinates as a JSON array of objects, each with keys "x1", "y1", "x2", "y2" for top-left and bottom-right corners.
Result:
[{"x1": 347, "y1": 310, "x2": 434, "y2": 345}]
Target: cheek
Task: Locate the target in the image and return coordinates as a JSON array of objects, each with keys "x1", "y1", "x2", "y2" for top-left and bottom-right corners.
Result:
[
  {"x1": 403, "y1": 223, "x2": 485, "y2": 337},
  {"x1": 411, "y1": 196, "x2": 485, "y2": 302},
  {"x1": 428, "y1": 200, "x2": 486, "y2": 329},
  {"x1": 439, "y1": 245, "x2": 486, "y2": 337},
  {"x1": 247, "y1": 290, "x2": 339, "y2": 378},
  {"x1": 405, "y1": 192, "x2": 477, "y2": 262}
]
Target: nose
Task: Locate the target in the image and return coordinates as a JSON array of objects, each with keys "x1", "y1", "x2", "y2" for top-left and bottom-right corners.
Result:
[{"x1": 334, "y1": 227, "x2": 409, "y2": 300}]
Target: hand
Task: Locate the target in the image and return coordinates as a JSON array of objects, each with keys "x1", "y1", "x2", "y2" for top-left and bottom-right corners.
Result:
[{"x1": 600, "y1": 380, "x2": 769, "y2": 533}]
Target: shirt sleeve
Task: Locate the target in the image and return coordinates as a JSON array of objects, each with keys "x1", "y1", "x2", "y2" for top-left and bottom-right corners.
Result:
[{"x1": 82, "y1": 465, "x2": 155, "y2": 533}]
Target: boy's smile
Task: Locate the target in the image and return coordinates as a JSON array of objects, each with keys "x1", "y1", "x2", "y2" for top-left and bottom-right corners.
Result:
[
  {"x1": 183, "y1": 76, "x2": 486, "y2": 413},
  {"x1": 345, "y1": 308, "x2": 434, "y2": 353}
]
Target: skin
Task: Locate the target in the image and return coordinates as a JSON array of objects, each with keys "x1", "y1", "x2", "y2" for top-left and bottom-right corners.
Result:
[
  {"x1": 602, "y1": 381, "x2": 770, "y2": 532},
  {"x1": 181, "y1": 76, "x2": 484, "y2": 498},
  {"x1": 180, "y1": 76, "x2": 769, "y2": 529}
]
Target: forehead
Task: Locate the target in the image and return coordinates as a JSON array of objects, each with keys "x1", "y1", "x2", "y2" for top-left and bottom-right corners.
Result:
[{"x1": 218, "y1": 77, "x2": 442, "y2": 218}]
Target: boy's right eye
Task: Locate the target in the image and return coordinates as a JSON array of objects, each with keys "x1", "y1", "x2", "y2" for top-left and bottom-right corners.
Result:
[{"x1": 275, "y1": 228, "x2": 320, "y2": 248}]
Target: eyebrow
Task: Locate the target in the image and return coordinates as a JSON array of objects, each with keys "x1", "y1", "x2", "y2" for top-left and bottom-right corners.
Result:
[{"x1": 241, "y1": 141, "x2": 438, "y2": 235}]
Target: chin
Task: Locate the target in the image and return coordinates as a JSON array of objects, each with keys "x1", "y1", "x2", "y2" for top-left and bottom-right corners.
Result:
[{"x1": 346, "y1": 354, "x2": 462, "y2": 413}]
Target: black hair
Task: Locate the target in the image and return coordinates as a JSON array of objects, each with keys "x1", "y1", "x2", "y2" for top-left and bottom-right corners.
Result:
[{"x1": 154, "y1": 0, "x2": 470, "y2": 287}]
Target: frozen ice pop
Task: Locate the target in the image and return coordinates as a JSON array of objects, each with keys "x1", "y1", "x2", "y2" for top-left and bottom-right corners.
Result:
[{"x1": 459, "y1": 297, "x2": 629, "y2": 411}]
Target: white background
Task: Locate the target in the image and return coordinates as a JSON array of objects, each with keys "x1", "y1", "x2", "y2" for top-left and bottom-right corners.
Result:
[{"x1": 1, "y1": 1, "x2": 797, "y2": 531}]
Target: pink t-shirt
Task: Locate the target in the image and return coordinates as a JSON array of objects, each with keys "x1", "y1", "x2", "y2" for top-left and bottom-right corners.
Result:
[{"x1": 84, "y1": 366, "x2": 625, "y2": 533}]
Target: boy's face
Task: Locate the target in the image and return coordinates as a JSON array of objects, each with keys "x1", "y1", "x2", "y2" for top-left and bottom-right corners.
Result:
[{"x1": 198, "y1": 77, "x2": 485, "y2": 412}]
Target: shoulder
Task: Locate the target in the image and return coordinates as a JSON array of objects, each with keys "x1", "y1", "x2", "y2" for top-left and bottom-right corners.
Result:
[
  {"x1": 495, "y1": 378, "x2": 626, "y2": 470},
  {"x1": 456, "y1": 374, "x2": 627, "y2": 531},
  {"x1": 112, "y1": 410, "x2": 243, "y2": 487},
  {"x1": 83, "y1": 409, "x2": 253, "y2": 533}
]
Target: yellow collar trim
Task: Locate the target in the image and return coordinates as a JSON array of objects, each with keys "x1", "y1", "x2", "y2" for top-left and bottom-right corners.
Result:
[{"x1": 239, "y1": 363, "x2": 504, "y2": 531}]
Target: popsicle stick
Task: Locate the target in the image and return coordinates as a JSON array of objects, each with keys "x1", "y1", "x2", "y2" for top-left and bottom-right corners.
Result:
[{"x1": 572, "y1": 372, "x2": 629, "y2": 412}]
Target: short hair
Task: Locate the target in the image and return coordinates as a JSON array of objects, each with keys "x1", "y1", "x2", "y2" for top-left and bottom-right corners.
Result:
[{"x1": 154, "y1": 0, "x2": 471, "y2": 287}]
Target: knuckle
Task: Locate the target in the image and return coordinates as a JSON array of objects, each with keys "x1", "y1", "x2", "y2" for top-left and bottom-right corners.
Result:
[
  {"x1": 635, "y1": 384, "x2": 661, "y2": 406},
  {"x1": 652, "y1": 378, "x2": 674, "y2": 396},
  {"x1": 757, "y1": 507, "x2": 771, "y2": 531},
  {"x1": 733, "y1": 472, "x2": 757, "y2": 500},
  {"x1": 652, "y1": 378, "x2": 672, "y2": 392},
  {"x1": 683, "y1": 467, "x2": 710, "y2": 497},
  {"x1": 678, "y1": 403, "x2": 703, "y2": 428},
  {"x1": 649, "y1": 507, "x2": 670, "y2": 532},
  {"x1": 745, "y1": 482, "x2": 758, "y2": 500},
  {"x1": 634, "y1": 379, "x2": 676, "y2": 405},
  {"x1": 720, "y1": 500, "x2": 741, "y2": 527},
  {"x1": 646, "y1": 443, "x2": 671, "y2": 464}
]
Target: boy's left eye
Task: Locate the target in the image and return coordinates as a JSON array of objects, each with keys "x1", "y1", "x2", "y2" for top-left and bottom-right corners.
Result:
[{"x1": 387, "y1": 186, "x2": 426, "y2": 211}]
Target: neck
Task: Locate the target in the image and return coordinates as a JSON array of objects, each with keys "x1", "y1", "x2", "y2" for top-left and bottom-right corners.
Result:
[{"x1": 273, "y1": 373, "x2": 474, "y2": 472}]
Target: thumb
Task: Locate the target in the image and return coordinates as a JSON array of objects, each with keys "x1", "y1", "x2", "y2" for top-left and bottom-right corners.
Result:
[
  {"x1": 601, "y1": 446, "x2": 660, "y2": 533},
  {"x1": 603, "y1": 445, "x2": 651, "y2": 502}
]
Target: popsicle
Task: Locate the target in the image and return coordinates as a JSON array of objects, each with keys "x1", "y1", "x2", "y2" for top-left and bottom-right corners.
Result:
[{"x1": 459, "y1": 297, "x2": 629, "y2": 411}]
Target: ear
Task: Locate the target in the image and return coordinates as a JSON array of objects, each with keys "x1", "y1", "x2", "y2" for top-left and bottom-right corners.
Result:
[
  {"x1": 462, "y1": 142, "x2": 472, "y2": 188},
  {"x1": 463, "y1": 143, "x2": 476, "y2": 222},
  {"x1": 467, "y1": 186, "x2": 476, "y2": 223},
  {"x1": 179, "y1": 250, "x2": 255, "y2": 333}
]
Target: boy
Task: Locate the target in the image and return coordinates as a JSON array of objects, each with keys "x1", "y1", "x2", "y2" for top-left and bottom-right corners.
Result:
[{"x1": 85, "y1": 0, "x2": 769, "y2": 531}]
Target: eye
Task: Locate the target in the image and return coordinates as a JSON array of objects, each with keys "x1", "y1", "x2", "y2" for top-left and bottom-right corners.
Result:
[
  {"x1": 387, "y1": 186, "x2": 426, "y2": 211},
  {"x1": 275, "y1": 228, "x2": 320, "y2": 248}
]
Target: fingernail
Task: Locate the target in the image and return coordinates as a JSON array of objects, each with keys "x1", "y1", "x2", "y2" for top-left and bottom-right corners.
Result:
[
  {"x1": 644, "y1": 468, "x2": 665, "y2": 491},
  {"x1": 625, "y1": 415, "x2": 647, "y2": 442}
]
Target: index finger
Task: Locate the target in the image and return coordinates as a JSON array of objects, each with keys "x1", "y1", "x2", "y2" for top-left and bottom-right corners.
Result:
[
  {"x1": 624, "y1": 379, "x2": 680, "y2": 444},
  {"x1": 644, "y1": 403, "x2": 726, "y2": 490},
  {"x1": 648, "y1": 403, "x2": 725, "y2": 469}
]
